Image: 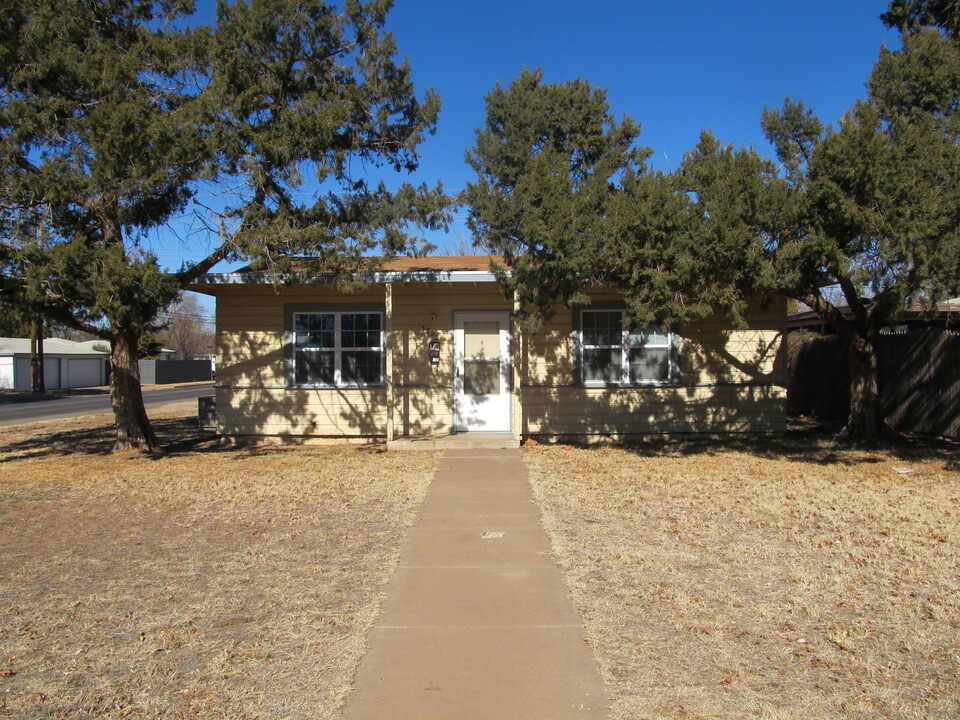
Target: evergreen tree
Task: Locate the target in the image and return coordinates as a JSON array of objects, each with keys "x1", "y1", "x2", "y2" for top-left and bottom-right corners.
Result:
[
  {"x1": 465, "y1": 2, "x2": 960, "y2": 441},
  {"x1": 462, "y1": 69, "x2": 734, "y2": 333},
  {"x1": 0, "y1": 0, "x2": 447, "y2": 450},
  {"x1": 758, "y1": 5, "x2": 960, "y2": 439},
  {"x1": 881, "y1": 0, "x2": 960, "y2": 38},
  {"x1": 463, "y1": 69, "x2": 782, "y2": 336},
  {"x1": 0, "y1": 298, "x2": 32, "y2": 338}
]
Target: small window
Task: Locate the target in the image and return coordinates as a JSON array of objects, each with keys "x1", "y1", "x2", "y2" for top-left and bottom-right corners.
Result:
[
  {"x1": 292, "y1": 311, "x2": 384, "y2": 387},
  {"x1": 578, "y1": 310, "x2": 676, "y2": 386}
]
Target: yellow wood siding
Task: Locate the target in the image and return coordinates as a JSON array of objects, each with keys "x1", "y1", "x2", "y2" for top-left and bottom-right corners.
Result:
[
  {"x1": 215, "y1": 285, "x2": 387, "y2": 436},
  {"x1": 522, "y1": 385, "x2": 786, "y2": 437},
  {"x1": 216, "y1": 387, "x2": 387, "y2": 436},
  {"x1": 390, "y1": 284, "x2": 511, "y2": 436},
  {"x1": 519, "y1": 294, "x2": 786, "y2": 438},
  {"x1": 209, "y1": 281, "x2": 785, "y2": 439}
]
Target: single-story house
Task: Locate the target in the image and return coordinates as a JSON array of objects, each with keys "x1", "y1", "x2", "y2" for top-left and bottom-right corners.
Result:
[
  {"x1": 190, "y1": 256, "x2": 786, "y2": 445},
  {"x1": 0, "y1": 337, "x2": 110, "y2": 390}
]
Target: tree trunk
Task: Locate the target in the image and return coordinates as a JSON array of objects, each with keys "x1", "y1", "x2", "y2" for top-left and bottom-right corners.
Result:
[
  {"x1": 30, "y1": 314, "x2": 45, "y2": 395},
  {"x1": 110, "y1": 330, "x2": 158, "y2": 452},
  {"x1": 840, "y1": 333, "x2": 886, "y2": 441}
]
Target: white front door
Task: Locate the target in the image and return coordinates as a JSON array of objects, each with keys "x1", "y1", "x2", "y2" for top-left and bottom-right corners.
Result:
[{"x1": 453, "y1": 311, "x2": 511, "y2": 432}]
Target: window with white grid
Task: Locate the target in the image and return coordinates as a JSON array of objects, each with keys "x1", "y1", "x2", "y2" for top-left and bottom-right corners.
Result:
[
  {"x1": 293, "y1": 311, "x2": 384, "y2": 387},
  {"x1": 578, "y1": 310, "x2": 677, "y2": 385}
]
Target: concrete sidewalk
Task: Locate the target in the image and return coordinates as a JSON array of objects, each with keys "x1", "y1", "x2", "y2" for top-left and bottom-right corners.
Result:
[{"x1": 342, "y1": 449, "x2": 609, "y2": 720}]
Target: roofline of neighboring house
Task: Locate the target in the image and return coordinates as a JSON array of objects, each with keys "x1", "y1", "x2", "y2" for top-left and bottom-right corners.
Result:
[
  {"x1": 0, "y1": 337, "x2": 111, "y2": 356},
  {"x1": 191, "y1": 269, "x2": 505, "y2": 288},
  {"x1": 788, "y1": 301, "x2": 960, "y2": 329},
  {"x1": 0, "y1": 351, "x2": 109, "y2": 358}
]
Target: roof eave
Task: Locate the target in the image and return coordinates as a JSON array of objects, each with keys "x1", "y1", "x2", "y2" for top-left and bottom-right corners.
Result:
[{"x1": 191, "y1": 269, "x2": 507, "y2": 287}]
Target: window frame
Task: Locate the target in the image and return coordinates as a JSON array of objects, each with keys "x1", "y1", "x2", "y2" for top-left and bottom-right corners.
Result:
[
  {"x1": 285, "y1": 304, "x2": 386, "y2": 389},
  {"x1": 574, "y1": 307, "x2": 679, "y2": 387}
]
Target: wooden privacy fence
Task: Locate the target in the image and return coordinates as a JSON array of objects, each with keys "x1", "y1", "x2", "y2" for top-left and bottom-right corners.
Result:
[{"x1": 787, "y1": 328, "x2": 960, "y2": 439}]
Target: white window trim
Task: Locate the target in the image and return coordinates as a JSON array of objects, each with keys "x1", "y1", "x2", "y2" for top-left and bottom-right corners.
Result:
[
  {"x1": 292, "y1": 310, "x2": 385, "y2": 388},
  {"x1": 576, "y1": 309, "x2": 679, "y2": 387}
]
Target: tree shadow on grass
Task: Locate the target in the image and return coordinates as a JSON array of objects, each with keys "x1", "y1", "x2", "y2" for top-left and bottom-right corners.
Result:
[
  {"x1": 0, "y1": 412, "x2": 388, "y2": 464},
  {"x1": 567, "y1": 415, "x2": 960, "y2": 469},
  {"x1": 0, "y1": 414, "x2": 233, "y2": 462},
  {"x1": 0, "y1": 415, "x2": 204, "y2": 461}
]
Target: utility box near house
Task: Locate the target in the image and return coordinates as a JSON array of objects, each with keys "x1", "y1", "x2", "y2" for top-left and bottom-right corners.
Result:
[{"x1": 198, "y1": 395, "x2": 216, "y2": 432}]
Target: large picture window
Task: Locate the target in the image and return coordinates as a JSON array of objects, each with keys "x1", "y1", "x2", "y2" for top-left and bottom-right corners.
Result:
[
  {"x1": 578, "y1": 309, "x2": 677, "y2": 385},
  {"x1": 293, "y1": 311, "x2": 384, "y2": 387}
]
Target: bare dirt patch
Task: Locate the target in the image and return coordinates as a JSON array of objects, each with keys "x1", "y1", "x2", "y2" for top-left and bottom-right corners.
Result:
[
  {"x1": 524, "y1": 433, "x2": 960, "y2": 720},
  {"x1": 0, "y1": 405, "x2": 438, "y2": 719}
]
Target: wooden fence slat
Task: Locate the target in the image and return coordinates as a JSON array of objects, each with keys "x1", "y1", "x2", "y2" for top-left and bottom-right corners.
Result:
[{"x1": 787, "y1": 328, "x2": 960, "y2": 439}]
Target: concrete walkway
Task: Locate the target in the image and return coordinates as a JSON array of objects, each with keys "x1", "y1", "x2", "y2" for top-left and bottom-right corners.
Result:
[{"x1": 342, "y1": 448, "x2": 609, "y2": 720}]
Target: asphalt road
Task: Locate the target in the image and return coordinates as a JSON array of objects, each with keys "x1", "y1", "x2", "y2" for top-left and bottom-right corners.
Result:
[{"x1": 0, "y1": 383, "x2": 214, "y2": 428}]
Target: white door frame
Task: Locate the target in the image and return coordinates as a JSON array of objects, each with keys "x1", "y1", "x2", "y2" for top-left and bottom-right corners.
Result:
[{"x1": 453, "y1": 310, "x2": 512, "y2": 432}]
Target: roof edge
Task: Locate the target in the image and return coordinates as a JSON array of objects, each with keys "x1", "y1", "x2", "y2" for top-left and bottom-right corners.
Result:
[{"x1": 191, "y1": 269, "x2": 506, "y2": 287}]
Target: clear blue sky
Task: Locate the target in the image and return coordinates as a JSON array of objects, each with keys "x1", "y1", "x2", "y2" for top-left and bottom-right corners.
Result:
[{"x1": 157, "y1": 0, "x2": 899, "y2": 283}]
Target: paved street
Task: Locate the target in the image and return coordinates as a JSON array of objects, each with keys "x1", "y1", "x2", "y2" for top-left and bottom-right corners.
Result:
[{"x1": 0, "y1": 383, "x2": 213, "y2": 427}]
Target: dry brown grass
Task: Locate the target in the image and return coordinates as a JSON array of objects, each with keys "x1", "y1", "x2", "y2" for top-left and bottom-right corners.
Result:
[
  {"x1": 0, "y1": 405, "x2": 438, "y2": 720},
  {"x1": 524, "y1": 432, "x2": 960, "y2": 720}
]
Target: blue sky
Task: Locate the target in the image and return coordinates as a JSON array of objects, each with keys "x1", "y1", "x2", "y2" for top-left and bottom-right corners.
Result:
[
  {"x1": 386, "y1": 0, "x2": 899, "y2": 252},
  {"x1": 157, "y1": 0, "x2": 900, "y2": 288}
]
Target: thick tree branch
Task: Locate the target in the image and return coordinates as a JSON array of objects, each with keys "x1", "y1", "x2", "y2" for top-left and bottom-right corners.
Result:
[
  {"x1": 172, "y1": 240, "x2": 233, "y2": 286},
  {"x1": 836, "y1": 272, "x2": 870, "y2": 330},
  {"x1": 805, "y1": 291, "x2": 858, "y2": 342}
]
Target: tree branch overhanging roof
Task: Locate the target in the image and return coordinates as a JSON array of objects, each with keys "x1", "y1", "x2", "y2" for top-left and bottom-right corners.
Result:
[{"x1": 191, "y1": 256, "x2": 512, "y2": 288}]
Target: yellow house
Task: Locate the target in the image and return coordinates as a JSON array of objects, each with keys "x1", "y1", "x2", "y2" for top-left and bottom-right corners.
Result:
[{"x1": 191, "y1": 256, "x2": 786, "y2": 447}]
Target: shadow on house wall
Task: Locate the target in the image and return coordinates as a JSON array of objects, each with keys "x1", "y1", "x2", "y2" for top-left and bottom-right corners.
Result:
[
  {"x1": 211, "y1": 281, "x2": 787, "y2": 442},
  {"x1": 521, "y1": 321, "x2": 786, "y2": 440}
]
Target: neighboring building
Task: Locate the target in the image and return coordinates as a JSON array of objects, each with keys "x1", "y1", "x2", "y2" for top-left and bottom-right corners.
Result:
[
  {"x1": 0, "y1": 337, "x2": 110, "y2": 390},
  {"x1": 787, "y1": 299, "x2": 960, "y2": 334},
  {"x1": 190, "y1": 256, "x2": 786, "y2": 445},
  {"x1": 73, "y1": 339, "x2": 112, "y2": 354}
]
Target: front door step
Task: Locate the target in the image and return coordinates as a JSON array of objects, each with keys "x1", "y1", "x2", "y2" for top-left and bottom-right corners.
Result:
[{"x1": 388, "y1": 433, "x2": 517, "y2": 451}]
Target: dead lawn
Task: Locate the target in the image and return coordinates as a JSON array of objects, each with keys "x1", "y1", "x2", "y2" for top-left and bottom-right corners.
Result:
[
  {"x1": 0, "y1": 405, "x2": 438, "y2": 720},
  {"x1": 524, "y1": 433, "x2": 960, "y2": 720}
]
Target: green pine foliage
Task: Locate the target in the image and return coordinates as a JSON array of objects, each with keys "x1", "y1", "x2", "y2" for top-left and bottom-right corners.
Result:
[
  {"x1": 0, "y1": 0, "x2": 447, "y2": 449},
  {"x1": 462, "y1": 69, "x2": 646, "y2": 331},
  {"x1": 464, "y1": 4, "x2": 959, "y2": 440},
  {"x1": 462, "y1": 68, "x2": 774, "y2": 333},
  {"x1": 757, "y1": 4, "x2": 960, "y2": 437}
]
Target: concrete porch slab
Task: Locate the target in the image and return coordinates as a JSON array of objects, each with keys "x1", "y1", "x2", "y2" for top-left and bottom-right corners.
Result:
[{"x1": 388, "y1": 432, "x2": 518, "y2": 451}]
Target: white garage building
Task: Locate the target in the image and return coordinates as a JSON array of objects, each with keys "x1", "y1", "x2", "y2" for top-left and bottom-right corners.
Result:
[{"x1": 0, "y1": 337, "x2": 110, "y2": 390}]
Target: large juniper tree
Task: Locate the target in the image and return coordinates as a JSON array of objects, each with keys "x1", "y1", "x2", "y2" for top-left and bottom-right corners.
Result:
[
  {"x1": 461, "y1": 68, "x2": 761, "y2": 334},
  {"x1": 0, "y1": 0, "x2": 446, "y2": 450},
  {"x1": 757, "y1": 3, "x2": 960, "y2": 439},
  {"x1": 465, "y1": 4, "x2": 960, "y2": 442}
]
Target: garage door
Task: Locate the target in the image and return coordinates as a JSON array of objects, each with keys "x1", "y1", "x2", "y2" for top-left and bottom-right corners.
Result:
[
  {"x1": 15, "y1": 357, "x2": 61, "y2": 389},
  {"x1": 67, "y1": 358, "x2": 103, "y2": 388}
]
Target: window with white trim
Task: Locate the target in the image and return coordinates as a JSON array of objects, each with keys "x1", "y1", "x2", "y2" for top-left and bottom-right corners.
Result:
[
  {"x1": 578, "y1": 309, "x2": 677, "y2": 385},
  {"x1": 293, "y1": 311, "x2": 384, "y2": 387}
]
